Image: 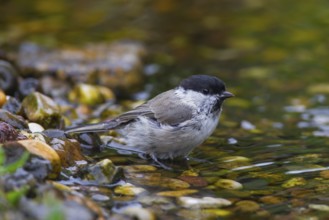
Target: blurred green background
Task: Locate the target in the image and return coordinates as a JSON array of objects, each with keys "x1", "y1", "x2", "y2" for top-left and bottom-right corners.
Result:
[{"x1": 2, "y1": 0, "x2": 329, "y2": 126}]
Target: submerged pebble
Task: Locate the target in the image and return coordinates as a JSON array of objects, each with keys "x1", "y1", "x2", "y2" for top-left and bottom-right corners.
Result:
[
  {"x1": 21, "y1": 92, "x2": 62, "y2": 128},
  {"x1": 126, "y1": 172, "x2": 190, "y2": 189},
  {"x1": 86, "y1": 159, "x2": 121, "y2": 184},
  {"x1": 215, "y1": 179, "x2": 243, "y2": 190},
  {"x1": 282, "y1": 177, "x2": 306, "y2": 188},
  {"x1": 235, "y1": 200, "x2": 260, "y2": 212},
  {"x1": 118, "y1": 205, "x2": 155, "y2": 220},
  {"x1": 157, "y1": 189, "x2": 198, "y2": 197},
  {"x1": 177, "y1": 176, "x2": 208, "y2": 187},
  {"x1": 260, "y1": 195, "x2": 285, "y2": 204},
  {"x1": 114, "y1": 183, "x2": 146, "y2": 196},
  {"x1": 178, "y1": 196, "x2": 232, "y2": 209},
  {"x1": 309, "y1": 204, "x2": 329, "y2": 212},
  {"x1": 122, "y1": 165, "x2": 157, "y2": 173}
]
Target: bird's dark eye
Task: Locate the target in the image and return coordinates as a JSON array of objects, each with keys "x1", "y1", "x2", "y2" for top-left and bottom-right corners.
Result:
[{"x1": 202, "y1": 89, "x2": 210, "y2": 94}]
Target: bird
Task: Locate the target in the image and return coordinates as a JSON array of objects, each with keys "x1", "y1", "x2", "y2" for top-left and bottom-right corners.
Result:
[{"x1": 65, "y1": 75, "x2": 233, "y2": 165}]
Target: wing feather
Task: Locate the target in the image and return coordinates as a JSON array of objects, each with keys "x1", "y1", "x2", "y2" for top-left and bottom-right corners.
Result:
[{"x1": 116, "y1": 90, "x2": 193, "y2": 126}]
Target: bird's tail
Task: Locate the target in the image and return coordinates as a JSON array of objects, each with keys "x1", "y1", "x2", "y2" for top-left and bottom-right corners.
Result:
[{"x1": 65, "y1": 120, "x2": 118, "y2": 134}]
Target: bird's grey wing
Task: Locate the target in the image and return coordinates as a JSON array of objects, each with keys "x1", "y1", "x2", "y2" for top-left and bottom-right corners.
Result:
[
  {"x1": 65, "y1": 90, "x2": 194, "y2": 134},
  {"x1": 117, "y1": 90, "x2": 194, "y2": 126}
]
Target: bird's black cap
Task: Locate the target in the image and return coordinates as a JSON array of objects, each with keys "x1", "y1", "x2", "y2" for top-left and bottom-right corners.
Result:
[{"x1": 179, "y1": 75, "x2": 226, "y2": 95}]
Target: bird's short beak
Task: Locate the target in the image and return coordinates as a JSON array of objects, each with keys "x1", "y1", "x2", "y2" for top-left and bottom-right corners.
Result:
[{"x1": 221, "y1": 91, "x2": 234, "y2": 99}]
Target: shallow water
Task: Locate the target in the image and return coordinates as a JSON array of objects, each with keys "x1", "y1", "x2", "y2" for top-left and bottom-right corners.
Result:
[{"x1": 3, "y1": 0, "x2": 329, "y2": 219}]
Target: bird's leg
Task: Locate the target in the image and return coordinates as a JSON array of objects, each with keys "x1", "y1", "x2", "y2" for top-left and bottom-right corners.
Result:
[{"x1": 150, "y1": 154, "x2": 173, "y2": 170}]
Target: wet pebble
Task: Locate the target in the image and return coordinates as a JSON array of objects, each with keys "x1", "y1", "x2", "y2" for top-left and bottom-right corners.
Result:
[
  {"x1": 260, "y1": 195, "x2": 285, "y2": 204},
  {"x1": 126, "y1": 172, "x2": 190, "y2": 189},
  {"x1": 157, "y1": 189, "x2": 197, "y2": 197},
  {"x1": 86, "y1": 159, "x2": 121, "y2": 184},
  {"x1": 215, "y1": 179, "x2": 243, "y2": 190},
  {"x1": 119, "y1": 205, "x2": 155, "y2": 220},
  {"x1": 178, "y1": 196, "x2": 232, "y2": 209},
  {"x1": 42, "y1": 129, "x2": 66, "y2": 139},
  {"x1": 0, "y1": 121, "x2": 25, "y2": 143},
  {"x1": 0, "y1": 89, "x2": 6, "y2": 107},
  {"x1": 3, "y1": 140, "x2": 61, "y2": 179},
  {"x1": 69, "y1": 83, "x2": 115, "y2": 105},
  {"x1": 28, "y1": 122, "x2": 44, "y2": 133},
  {"x1": 282, "y1": 177, "x2": 306, "y2": 188},
  {"x1": 114, "y1": 183, "x2": 146, "y2": 196},
  {"x1": 122, "y1": 165, "x2": 157, "y2": 173},
  {"x1": 21, "y1": 92, "x2": 62, "y2": 128},
  {"x1": 320, "y1": 170, "x2": 329, "y2": 179},
  {"x1": 309, "y1": 204, "x2": 329, "y2": 212},
  {"x1": 138, "y1": 195, "x2": 173, "y2": 206},
  {"x1": 178, "y1": 208, "x2": 232, "y2": 219},
  {"x1": 0, "y1": 109, "x2": 28, "y2": 129},
  {"x1": 235, "y1": 200, "x2": 260, "y2": 212},
  {"x1": 177, "y1": 176, "x2": 208, "y2": 187},
  {"x1": 91, "y1": 194, "x2": 111, "y2": 202},
  {"x1": 202, "y1": 209, "x2": 232, "y2": 217},
  {"x1": 49, "y1": 138, "x2": 86, "y2": 167},
  {"x1": 218, "y1": 156, "x2": 251, "y2": 169}
]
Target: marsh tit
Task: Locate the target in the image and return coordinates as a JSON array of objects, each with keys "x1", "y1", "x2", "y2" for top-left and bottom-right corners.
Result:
[{"x1": 65, "y1": 75, "x2": 233, "y2": 161}]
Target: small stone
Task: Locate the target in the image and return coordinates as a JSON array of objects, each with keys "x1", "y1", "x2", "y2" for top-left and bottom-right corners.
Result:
[
  {"x1": 138, "y1": 196, "x2": 172, "y2": 206},
  {"x1": 51, "y1": 181, "x2": 72, "y2": 191},
  {"x1": 235, "y1": 200, "x2": 260, "y2": 212},
  {"x1": 180, "y1": 169, "x2": 199, "y2": 177},
  {"x1": 126, "y1": 173, "x2": 190, "y2": 189},
  {"x1": 178, "y1": 196, "x2": 232, "y2": 209},
  {"x1": 69, "y1": 83, "x2": 115, "y2": 105},
  {"x1": 320, "y1": 170, "x2": 329, "y2": 179},
  {"x1": 49, "y1": 138, "x2": 86, "y2": 168},
  {"x1": 91, "y1": 194, "x2": 111, "y2": 202},
  {"x1": 241, "y1": 120, "x2": 256, "y2": 130},
  {"x1": 157, "y1": 189, "x2": 198, "y2": 197},
  {"x1": 215, "y1": 179, "x2": 243, "y2": 189},
  {"x1": 114, "y1": 183, "x2": 146, "y2": 196},
  {"x1": 3, "y1": 140, "x2": 61, "y2": 178},
  {"x1": 87, "y1": 159, "x2": 120, "y2": 184},
  {"x1": 0, "y1": 89, "x2": 6, "y2": 107},
  {"x1": 119, "y1": 205, "x2": 155, "y2": 220},
  {"x1": 282, "y1": 177, "x2": 306, "y2": 188},
  {"x1": 0, "y1": 122, "x2": 25, "y2": 143},
  {"x1": 28, "y1": 122, "x2": 45, "y2": 133},
  {"x1": 21, "y1": 92, "x2": 62, "y2": 128},
  {"x1": 122, "y1": 165, "x2": 157, "y2": 173},
  {"x1": 202, "y1": 209, "x2": 232, "y2": 217},
  {"x1": 260, "y1": 195, "x2": 285, "y2": 204},
  {"x1": 178, "y1": 176, "x2": 208, "y2": 187},
  {"x1": 309, "y1": 204, "x2": 329, "y2": 212},
  {"x1": 0, "y1": 109, "x2": 28, "y2": 129}
]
